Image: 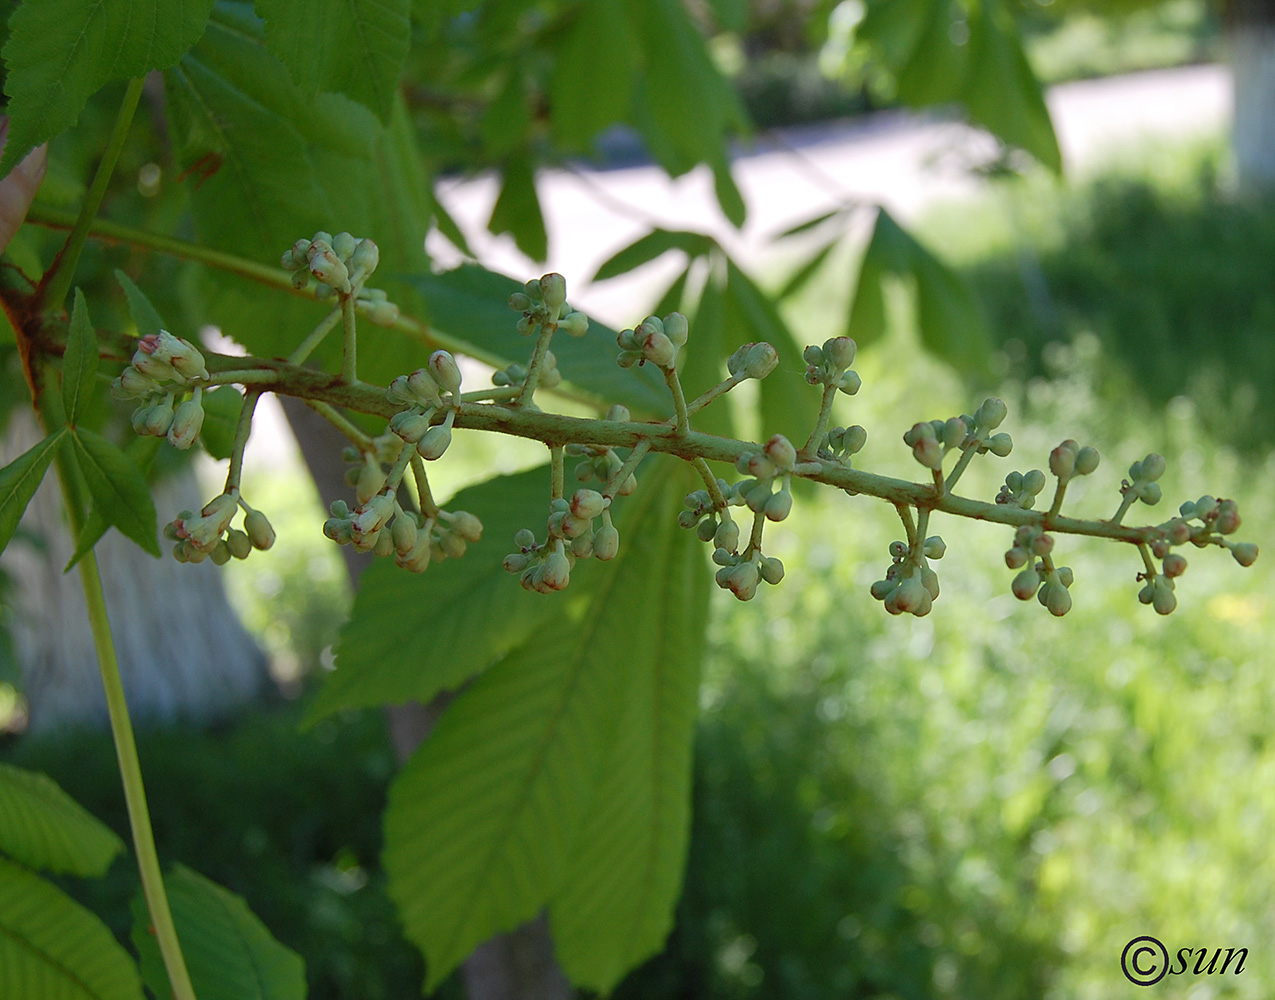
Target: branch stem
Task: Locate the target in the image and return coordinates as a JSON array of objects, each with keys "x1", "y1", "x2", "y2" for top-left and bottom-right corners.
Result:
[
  {"x1": 799, "y1": 384, "x2": 838, "y2": 460},
  {"x1": 224, "y1": 390, "x2": 260, "y2": 494},
  {"x1": 664, "y1": 367, "x2": 690, "y2": 436},
  {"x1": 41, "y1": 78, "x2": 145, "y2": 313}
]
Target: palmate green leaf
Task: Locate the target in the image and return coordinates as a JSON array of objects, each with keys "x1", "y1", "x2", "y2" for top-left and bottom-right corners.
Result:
[
  {"x1": 0, "y1": 429, "x2": 65, "y2": 555},
  {"x1": 0, "y1": 763, "x2": 123, "y2": 876},
  {"x1": 847, "y1": 208, "x2": 989, "y2": 374},
  {"x1": 307, "y1": 467, "x2": 567, "y2": 726},
  {"x1": 892, "y1": 0, "x2": 968, "y2": 107},
  {"x1": 724, "y1": 260, "x2": 820, "y2": 444},
  {"x1": 164, "y1": 4, "x2": 433, "y2": 385},
  {"x1": 131, "y1": 865, "x2": 305, "y2": 1000},
  {"x1": 0, "y1": 857, "x2": 144, "y2": 1000},
  {"x1": 592, "y1": 229, "x2": 718, "y2": 283},
  {"x1": 69, "y1": 429, "x2": 159, "y2": 557},
  {"x1": 61, "y1": 290, "x2": 98, "y2": 427},
  {"x1": 965, "y1": 0, "x2": 1061, "y2": 173},
  {"x1": 405, "y1": 265, "x2": 668, "y2": 414},
  {"x1": 549, "y1": 0, "x2": 637, "y2": 150},
  {"x1": 548, "y1": 472, "x2": 707, "y2": 992},
  {"x1": 383, "y1": 459, "x2": 700, "y2": 991},
  {"x1": 254, "y1": 0, "x2": 410, "y2": 121},
  {"x1": 0, "y1": 0, "x2": 215, "y2": 177},
  {"x1": 488, "y1": 154, "x2": 547, "y2": 262},
  {"x1": 64, "y1": 437, "x2": 162, "y2": 573},
  {"x1": 114, "y1": 270, "x2": 165, "y2": 338}
]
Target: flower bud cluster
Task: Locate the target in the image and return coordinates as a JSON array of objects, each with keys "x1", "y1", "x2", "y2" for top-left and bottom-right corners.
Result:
[
  {"x1": 712, "y1": 547, "x2": 784, "y2": 602},
  {"x1": 726, "y1": 342, "x2": 780, "y2": 381},
  {"x1": 996, "y1": 469, "x2": 1047, "y2": 508},
  {"x1": 802, "y1": 337, "x2": 860, "y2": 394},
  {"x1": 385, "y1": 351, "x2": 463, "y2": 461},
  {"x1": 323, "y1": 495, "x2": 482, "y2": 572},
  {"x1": 870, "y1": 536, "x2": 945, "y2": 617},
  {"x1": 493, "y1": 351, "x2": 562, "y2": 390},
  {"x1": 164, "y1": 492, "x2": 275, "y2": 564},
  {"x1": 722, "y1": 435, "x2": 797, "y2": 522},
  {"x1": 679, "y1": 482, "x2": 738, "y2": 545},
  {"x1": 567, "y1": 440, "x2": 639, "y2": 495},
  {"x1": 508, "y1": 273, "x2": 587, "y2": 338},
  {"x1": 281, "y1": 231, "x2": 380, "y2": 295},
  {"x1": 817, "y1": 424, "x2": 868, "y2": 466},
  {"x1": 1048, "y1": 439, "x2": 1100, "y2": 482},
  {"x1": 906, "y1": 398, "x2": 1014, "y2": 472},
  {"x1": 504, "y1": 489, "x2": 618, "y2": 593},
  {"x1": 112, "y1": 333, "x2": 211, "y2": 451},
  {"x1": 1120, "y1": 452, "x2": 1167, "y2": 507},
  {"x1": 617, "y1": 312, "x2": 688, "y2": 370}
]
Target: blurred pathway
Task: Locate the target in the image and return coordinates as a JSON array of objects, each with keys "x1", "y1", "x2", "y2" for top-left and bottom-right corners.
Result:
[{"x1": 430, "y1": 63, "x2": 1230, "y2": 327}]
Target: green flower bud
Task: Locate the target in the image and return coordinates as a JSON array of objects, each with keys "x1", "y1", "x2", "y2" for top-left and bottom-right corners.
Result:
[
  {"x1": 760, "y1": 556, "x2": 785, "y2": 585},
  {"x1": 764, "y1": 486, "x2": 793, "y2": 522},
  {"x1": 417, "y1": 424, "x2": 452, "y2": 461},
  {"x1": 144, "y1": 400, "x2": 175, "y2": 437},
  {"x1": 837, "y1": 370, "x2": 862, "y2": 395},
  {"x1": 723, "y1": 561, "x2": 760, "y2": 601},
  {"x1": 1139, "y1": 453, "x2": 1166, "y2": 482},
  {"x1": 226, "y1": 528, "x2": 252, "y2": 559},
  {"x1": 987, "y1": 433, "x2": 1013, "y2": 457},
  {"x1": 1049, "y1": 440, "x2": 1078, "y2": 480},
  {"x1": 641, "y1": 330, "x2": 677, "y2": 367},
  {"x1": 570, "y1": 489, "x2": 606, "y2": 520},
  {"x1": 514, "y1": 528, "x2": 537, "y2": 549},
  {"x1": 1012, "y1": 567, "x2": 1041, "y2": 601},
  {"x1": 823, "y1": 336, "x2": 856, "y2": 370},
  {"x1": 1022, "y1": 470, "x2": 1046, "y2": 495},
  {"x1": 976, "y1": 397, "x2": 1008, "y2": 429},
  {"x1": 539, "y1": 273, "x2": 567, "y2": 310},
  {"x1": 208, "y1": 540, "x2": 231, "y2": 566},
  {"x1": 1006, "y1": 470, "x2": 1024, "y2": 493},
  {"x1": 920, "y1": 566, "x2": 940, "y2": 600},
  {"x1": 870, "y1": 578, "x2": 897, "y2": 601},
  {"x1": 309, "y1": 247, "x2": 350, "y2": 290},
  {"x1": 391, "y1": 515, "x2": 418, "y2": 556},
  {"x1": 428, "y1": 350, "x2": 463, "y2": 395},
  {"x1": 663, "y1": 311, "x2": 689, "y2": 348},
  {"x1": 1005, "y1": 546, "x2": 1028, "y2": 570},
  {"x1": 890, "y1": 576, "x2": 930, "y2": 615},
  {"x1": 332, "y1": 231, "x2": 357, "y2": 261},
  {"x1": 239, "y1": 509, "x2": 274, "y2": 550},
  {"x1": 353, "y1": 494, "x2": 394, "y2": 539},
  {"x1": 802, "y1": 345, "x2": 824, "y2": 366},
  {"x1": 912, "y1": 437, "x2": 943, "y2": 470},
  {"x1": 356, "y1": 461, "x2": 386, "y2": 504},
  {"x1": 112, "y1": 366, "x2": 162, "y2": 400},
  {"x1": 351, "y1": 237, "x2": 379, "y2": 274},
  {"x1": 1162, "y1": 553, "x2": 1187, "y2": 578},
  {"x1": 1193, "y1": 495, "x2": 1219, "y2": 518},
  {"x1": 728, "y1": 342, "x2": 779, "y2": 380},
  {"x1": 323, "y1": 517, "x2": 354, "y2": 545},
  {"x1": 942, "y1": 417, "x2": 968, "y2": 448},
  {"x1": 1151, "y1": 538, "x2": 1171, "y2": 559},
  {"x1": 283, "y1": 238, "x2": 311, "y2": 269},
  {"x1": 1216, "y1": 499, "x2": 1241, "y2": 534},
  {"x1": 1167, "y1": 518, "x2": 1191, "y2": 545},
  {"x1": 714, "y1": 519, "x2": 739, "y2": 553},
  {"x1": 1075, "y1": 446, "x2": 1100, "y2": 475},
  {"x1": 1056, "y1": 566, "x2": 1074, "y2": 588},
  {"x1": 1139, "y1": 482, "x2": 1162, "y2": 505},
  {"x1": 1039, "y1": 579, "x2": 1072, "y2": 617},
  {"x1": 509, "y1": 292, "x2": 532, "y2": 311},
  {"x1": 167, "y1": 397, "x2": 205, "y2": 450},
  {"x1": 1031, "y1": 533, "x2": 1054, "y2": 556},
  {"x1": 903, "y1": 422, "x2": 936, "y2": 446},
  {"x1": 607, "y1": 404, "x2": 631, "y2": 422},
  {"x1": 504, "y1": 552, "x2": 531, "y2": 573},
  {"x1": 445, "y1": 511, "x2": 481, "y2": 543},
  {"x1": 677, "y1": 509, "x2": 701, "y2": 530},
  {"x1": 764, "y1": 435, "x2": 797, "y2": 469},
  {"x1": 1231, "y1": 542, "x2": 1259, "y2": 567},
  {"x1": 1152, "y1": 577, "x2": 1177, "y2": 615},
  {"x1": 438, "y1": 531, "x2": 467, "y2": 560},
  {"x1": 923, "y1": 536, "x2": 946, "y2": 559},
  {"x1": 374, "y1": 527, "x2": 396, "y2": 558},
  {"x1": 593, "y1": 524, "x2": 619, "y2": 561},
  {"x1": 696, "y1": 516, "x2": 718, "y2": 542},
  {"x1": 543, "y1": 548, "x2": 571, "y2": 590},
  {"x1": 390, "y1": 410, "x2": 434, "y2": 443},
  {"x1": 560, "y1": 311, "x2": 589, "y2": 337}
]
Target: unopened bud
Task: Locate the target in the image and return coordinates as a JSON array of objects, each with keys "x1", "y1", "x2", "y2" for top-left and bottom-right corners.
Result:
[
  {"x1": 167, "y1": 397, "x2": 205, "y2": 450},
  {"x1": 560, "y1": 311, "x2": 588, "y2": 337},
  {"x1": 539, "y1": 273, "x2": 567, "y2": 311},
  {"x1": 417, "y1": 424, "x2": 452, "y2": 461},
  {"x1": 593, "y1": 524, "x2": 619, "y2": 561},
  {"x1": 427, "y1": 350, "x2": 463, "y2": 395},
  {"x1": 763, "y1": 435, "x2": 797, "y2": 469},
  {"x1": 1075, "y1": 446, "x2": 1100, "y2": 475},
  {"x1": 641, "y1": 330, "x2": 677, "y2": 367},
  {"x1": 449, "y1": 511, "x2": 483, "y2": 542},
  {"x1": 823, "y1": 336, "x2": 856, "y2": 370},
  {"x1": 976, "y1": 397, "x2": 1008, "y2": 429}
]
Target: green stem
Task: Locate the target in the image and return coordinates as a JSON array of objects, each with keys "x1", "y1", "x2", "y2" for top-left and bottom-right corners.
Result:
[
  {"x1": 1138, "y1": 542, "x2": 1158, "y2": 578},
  {"x1": 80, "y1": 551, "x2": 198, "y2": 1000},
  {"x1": 683, "y1": 373, "x2": 744, "y2": 417},
  {"x1": 43, "y1": 424, "x2": 196, "y2": 1000},
  {"x1": 339, "y1": 272, "x2": 364, "y2": 383},
  {"x1": 1111, "y1": 490, "x2": 1136, "y2": 527},
  {"x1": 550, "y1": 444, "x2": 565, "y2": 500},
  {"x1": 799, "y1": 384, "x2": 838, "y2": 460},
  {"x1": 304, "y1": 399, "x2": 373, "y2": 450},
  {"x1": 1047, "y1": 479, "x2": 1069, "y2": 523},
  {"x1": 41, "y1": 78, "x2": 146, "y2": 313},
  {"x1": 516, "y1": 324, "x2": 556, "y2": 407},
  {"x1": 692, "y1": 456, "x2": 727, "y2": 509},
  {"x1": 663, "y1": 367, "x2": 691, "y2": 436},
  {"x1": 604, "y1": 440, "x2": 650, "y2": 500},
  {"x1": 944, "y1": 448, "x2": 977, "y2": 494},
  {"x1": 287, "y1": 308, "x2": 344, "y2": 367},
  {"x1": 224, "y1": 390, "x2": 260, "y2": 494},
  {"x1": 894, "y1": 503, "x2": 917, "y2": 548},
  {"x1": 745, "y1": 508, "x2": 766, "y2": 556},
  {"x1": 410, "y1": 455, "x2": 439, "y2": 517}
]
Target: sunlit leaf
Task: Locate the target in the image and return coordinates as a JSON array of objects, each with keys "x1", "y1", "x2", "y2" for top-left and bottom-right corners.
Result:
[
  {"x1": 70, "y1": 428, "x2": 159, "y2": 556},
  {"x1": 61, "y1": 289, "x2": 97, "y2": 426},
  {"x1": 0, "y1": 762, "x2": 123, "y2": 876}
]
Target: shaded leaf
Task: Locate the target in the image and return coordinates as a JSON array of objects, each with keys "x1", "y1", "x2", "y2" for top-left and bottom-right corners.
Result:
[
  {"x1": 132, "y1": 864, "x2": 305, "y2": 1000},
  {"x1": 549, "y1": 0, "x2": 637, "y2": 149},
  {"x1": 65, "y1": 437, "x2": 162, "y2": 573},
  {"x1": 680, "y1": 265, "x2": 734, "y2": 440},
  {"x1": 70, "y1": 428, "x2": 159, "y2": 556},
  {"x1": 488, "y1": 155, "x2": 547, "y2": 262},
  {"x1": 0, "y1": 0, "x2": 215, "y2": 176},
  {"x1": 255, "y1": 0, "x2": 410, "y2": 121},
  {"x1": 61, "y1": 289, "x2": 97, "y2": 426},
  {"x1": 0, "y1": 762, "x2": 123, "y2": 876},
  {"x1": 308, "y1": 467, "x2": 565, "y2": 725},
  {"x1": 893, "y1": 0, "x2": 968, "y2": 107},
  {"x1": 383, "y1": 460, "x2": 697, "y2": 991},
  {"x1": 114, "y1": 269, "x2": 165, "y2": 338},
  {"x1": 199, "y1": 386, "x2": 243, "y2": 461},
  {"x1": 724, "y1": 260, "x2": 820, "y2": 443},
  {"x1": 0, "y1": 857, "x2": 143, "y2": 1000},
  {"x1": 776, "y1": 237, "x2": 839, "y2": 302},
  {"x1": 549, "y1": 469, "x2": 707, "y2": 992},
  {"x1": 0, "y1": 429, "x2": 65, "y2": 555},
  {"x1": 592, "y1": 229, "x2": 717, "y2": 283}
]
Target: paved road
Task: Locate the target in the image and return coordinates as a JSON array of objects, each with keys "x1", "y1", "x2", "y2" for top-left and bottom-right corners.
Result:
[{"x1": 431, "y1": 63, "x2": 1229, "y2": 328}]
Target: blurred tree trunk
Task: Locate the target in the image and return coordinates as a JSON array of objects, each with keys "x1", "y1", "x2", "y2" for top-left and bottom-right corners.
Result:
[
  {"x1": 1, "y1": 413, "x2": 267, "y2": 732},
  {"x1": 280, "y1": 398, "x2": 572, "y2": 1000},
  {"x1": 1228, "y1": 0, "x2": 1275, "y2": 190}
]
